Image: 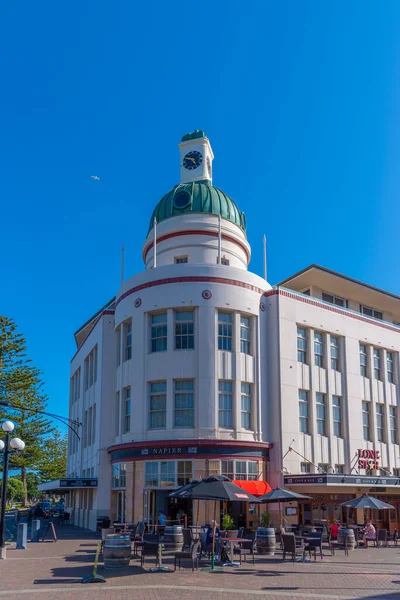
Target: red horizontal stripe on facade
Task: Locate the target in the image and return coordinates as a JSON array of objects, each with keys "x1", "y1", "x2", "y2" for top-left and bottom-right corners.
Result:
[{"x1": 143, "y1": 229, "x2": 250, "y2": 262}]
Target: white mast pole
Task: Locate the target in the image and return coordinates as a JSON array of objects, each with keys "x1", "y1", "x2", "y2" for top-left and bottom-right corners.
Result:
[
  {"x1": 263, "y1": 234, "x2": 267, "y2": 280},
  {"x1": 153, "y1": 217, "x2": 157, "y2": 269},
  {"x1": 218, "y1": 214, "x2": 221, "y2": 264},
  {"x1": 120, "y1": 244, "x2": 125, "y2": 286}
]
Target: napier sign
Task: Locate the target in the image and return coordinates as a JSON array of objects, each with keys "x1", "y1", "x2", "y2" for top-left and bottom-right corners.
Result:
[{"x1": 358, "y1": 449, "x2": 380, "y2": 470}]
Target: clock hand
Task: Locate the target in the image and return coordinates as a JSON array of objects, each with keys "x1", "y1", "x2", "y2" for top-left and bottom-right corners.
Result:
[{"x1": 186, "y1": 156, "x2": 196, "y2": 163}]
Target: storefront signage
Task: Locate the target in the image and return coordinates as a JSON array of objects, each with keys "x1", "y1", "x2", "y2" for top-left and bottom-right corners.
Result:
[
  {"x1": 140, "y1": 447, "x2": 197, "y2": 456},
  {"x1": 59, "y1": 479, "x2": 98, "y2": 488},
  {"x1": 357, "y1": 449, "x2": 380, "y2": 470},
  {"x1": 110, "y1": 443, "x2": 269, "y2": 462},
  {"x1": 284, "y1": 474, "x2": 398, "y2": 487}
]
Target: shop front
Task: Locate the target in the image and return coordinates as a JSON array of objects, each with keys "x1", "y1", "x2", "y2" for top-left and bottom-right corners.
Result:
[
  {"x1": 108, "y1": 439, "x2": 272, "y2": 529},
  {"x1": 284, "y1": 474, "x2": 400, "y2": 533}
]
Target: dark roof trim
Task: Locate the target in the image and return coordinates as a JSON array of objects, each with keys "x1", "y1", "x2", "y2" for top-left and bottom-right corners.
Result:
[
  {"x1": 74, "y1": 296, "x2": 116, "y2": 338},
  {"x1": 277, "y1": 264, "x2": 400, "y2": 302}
]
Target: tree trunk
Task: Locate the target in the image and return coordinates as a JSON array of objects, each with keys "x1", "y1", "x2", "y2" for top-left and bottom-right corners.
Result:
[{"x1": 21, "y1": 466, "x2": 28, "y2": 507}]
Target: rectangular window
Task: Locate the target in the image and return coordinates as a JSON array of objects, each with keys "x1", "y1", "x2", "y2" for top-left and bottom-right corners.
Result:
[
  {"x1": 221, "y1": 257, "x2": 230, "y2": 266},
  {"x1": 360, "y1": 344, "x2": 368, "y2": 377},
  {"x1": 174, "y1": 256, "x2": 188, "y2": 264},
  {"x1": 83, "y1": 410, "x2": 88, "y2": 448},
  {"x1": 318, "y1": 463, "x2": 329, "y2": 473},
  {"x1": 316, "y1": 393, "x2": 326, "y2": 436},
  {"x1": 332, "y1": 395, "x2": 342, "y2": 438},
  {"x1": 362, "y1": 401, "x2": 371, "y2": 441},
  {"x1": 125, "y1": 322, "x2": 132, "y2": 361},
  {"x1": 299, "y1": 390, "x2": 309, "y2": 434},
  {"x1": 175, "y1": 310, "x2": 194, "y2": 350},
  {"x1": 240, "y1": 316, "x2": 251, "y2": 355},
  {"x1": 174, "y1": 380, "x2": 194, "y2": 427},
  {"x1": 151, "y1": 313, "x2": 167, "y2": 352},
  {"x1": 218, "y1": 311, "x2": 233, "y2": 351},
  {"x1": 235, "y1": 461, "x2": 247, "y2": 480},
  {"x1": 84, "y1": 358, "x2": 89, "y2": 391},
  {"x1": 88, "y1": 406, "x2": 92, "y2": 446},
  {"x1": 92, "y1": 403, "x2": 96, "y2": 445},
  {"x1": 145, "y1": 462, "x2": 158, "y2": 487},
  {"x1": 297, "y1": 328, "x2": 307, "y2": 364},
  {"x1": 390, "y1": 406, "x2": 397, "y2": 444},
  {"x1": 387, "y1": 352, "x2": 394, "y2": 384},
  {"x1": 248, "y1": 461, "x2": 258, "y2": 480},
  {"x1": 89, "y1": 351, "x2": 94, "y2": 386},
  {"x1": 160, "y1": 461, "x2": 175, "y2": 487},
  {"x1": 115, "y1": 391, "x2": 120, "y2": 437},
  {"x1": 301, "y1": 462, "x2": 311, "y2": 473},
  {"x1": 314, "y1": 332, "x2": 324, "y2": 367},
  {"x1": 150, "y1": 381, "x2": 166, "y2": 429},
  {"x1": 361, "y1": 305, "x2": 383, "y2": 320},
  {"x1": 112, "y1": 463, "x2": 127, "y2": 489},
  {"x1": 376, "y1": 404, "x2": 385, "y2": 442},
  {"x1": 93, "y1": 346, "x2": 98, "y2": 382},
  {"x1": 373, "y1": 348, "x2": 381, "y2": 380},
  {"x1": 241, "y1": 383, "x2": 252, "y2": 430},
  {"x1": 221, "y1": 460, "x2": 234, "y2": 479},
  {"x1": 116, "y1": 328, "x2": 121, "y2": 366},
  {"x1": 177, "y1": 461, "x2": 193, "y2": 486},
  {"x1": 393, "y1": 468, "x2": 400, "y2": 477},
  {"x1": 335, "y1": 465, "x2": 345, "y2": 474},
  {"x1": 330, "y1": 336, "x2": 339, "y2": 371},
  {"x1": 218, "y1": 381, "x2": 233, "y2": 428},
  {"x1": 123, "y1": 388, "x2": 131, "y2": 434},
  {"x1": 322, "y1": 292, "x2": 346, "y2": 307}
]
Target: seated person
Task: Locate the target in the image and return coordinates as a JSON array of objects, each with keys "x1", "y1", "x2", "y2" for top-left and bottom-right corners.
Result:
[
  {"x1": 206, "y1": 520, "x2": 221, "y2": 556},
  {"x1": 330, "y1": 521, "x2": 340, "y2": 540},
  {"x1": 362, "y1": 520, "x2": 376, "y2": 548},
  {"x1": 157, "y1": 510, "x2": 167, "y2": 535}
]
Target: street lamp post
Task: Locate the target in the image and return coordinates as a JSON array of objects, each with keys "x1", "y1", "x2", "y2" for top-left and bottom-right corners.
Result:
[{"x1": 0, "y1": 421, "x2": 25, "y2": 559}]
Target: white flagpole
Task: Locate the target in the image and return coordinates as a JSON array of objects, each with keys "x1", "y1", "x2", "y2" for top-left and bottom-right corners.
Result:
[
  {"x1": 153, "y1": 217, "x2": 157, "y2": 269},
  {"x1": 218, "y1": 214, "x2": 221, "y2": 264},
  {"x1": 263, "y1": 235, "x2": 267, "y2": 280},
  {"x1": 120, "y1": 244, "x2": 125, "y2": 286}
]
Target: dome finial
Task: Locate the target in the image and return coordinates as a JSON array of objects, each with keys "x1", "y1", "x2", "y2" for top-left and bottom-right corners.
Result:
[{"x1": 181, "y1": 130, "x2": 207, "y2": 142}]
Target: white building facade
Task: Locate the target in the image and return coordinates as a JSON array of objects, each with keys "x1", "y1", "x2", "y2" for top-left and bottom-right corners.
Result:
[{"x1": 61, "y1": 131, "x2": 400, "y2": 532}]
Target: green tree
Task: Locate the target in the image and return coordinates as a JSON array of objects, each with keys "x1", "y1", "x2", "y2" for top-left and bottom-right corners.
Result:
[
  {"x1": 3, "y1": 477, "x2": 24, "y2": 504},
  {"x1": 37, "y1": 430, "x2": 67, "y2": 482},
  {"x1": 0, "y1": 317, "x2": 53, "y2": 505}
]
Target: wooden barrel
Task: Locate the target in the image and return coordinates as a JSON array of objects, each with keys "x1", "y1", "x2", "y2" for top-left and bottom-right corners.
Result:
[
  {"x1": 104, "y1": 534, "x2": 131, "y2": 568},
  {"x1": 338, "y1": 528, "x2": 356, "y2": 550},
  {"x1": 256, "y1": 527, "x2": 276, "y2": 555},
  {"x1": 164, "y1": 525, "x2": 183, "y2": 551}
]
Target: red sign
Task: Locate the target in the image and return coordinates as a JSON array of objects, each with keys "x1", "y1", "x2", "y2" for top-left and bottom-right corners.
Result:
[{"x1": 358, "y1": 449, "x2": 380, "y2": 470}]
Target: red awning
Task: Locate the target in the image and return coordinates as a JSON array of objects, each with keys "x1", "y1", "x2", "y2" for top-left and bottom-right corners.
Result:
[{"x1": 232, "y1": 480, "x2": 272, "y2": 496}]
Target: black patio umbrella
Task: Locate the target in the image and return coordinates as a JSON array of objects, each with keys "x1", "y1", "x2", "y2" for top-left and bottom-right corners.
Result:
[
  {"x1": 339, "y1": 494, "x2": 394, "y2": 511},
  {"x1": 169, "y1": 479, "x2": 202, "y2": 534},
  {"x1": 258, "y1": 487, "x2": 312, "y2": 529},
  {"x1": 173, "y1": 475, "x2": 260, "y2": 570}
]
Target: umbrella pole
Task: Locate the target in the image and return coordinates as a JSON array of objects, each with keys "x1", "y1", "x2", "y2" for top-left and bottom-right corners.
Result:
[
  {"x1": 211, "y1": 500, "x2": 216, "y2": 570},
  {"x1": 196, "y1": 499, "x2": 199, "y2": 538},
  {"x1": 279, "y1": 501, "x2": 282, "y2": 532}
]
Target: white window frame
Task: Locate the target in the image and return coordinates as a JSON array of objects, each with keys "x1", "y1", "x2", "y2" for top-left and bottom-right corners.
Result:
[
  {"x1": 301, "y1": 462, "x2": 311, "y2": 473},
  {"x1": 299, "y1": 390, "x2": 309, "y2": 434},
  {"x1": 218, "y1": 311, "x2": 233, "y2": 351},
  {"x1": 330, "y1": 336, "x2": 339, "y2": 371},
  {"x1": 322, "y1": 292, "x2": 346, "y2": 307},
  {"x1": 221, "y1": 460, "x2": 259, "y2": 481},
  {"x1": 361, "y1": 305, "x2": 383, "y2": 320},
  {"x1": 316, "y1": 393, "x2": 326, "y2": 436},
  {"x1": 387, "y1": 351, "x2": 394, "y2": 384},
  {"x1": 362, "y1": 401, "x2": 371, "y2": 441},
  {"x1": 241, "y1": 383, "x2": 252, "y2": 430},
  {"x1": 125, "y1": 322, "x2": 132, "y2": 361},
  {"x1": 144, "y1": 460, "x2": 193, "y2": 489},
  {"x1": 373, "y1": 348, "x2": 381, "y2": 380},
  {"x1": 174, "y1": 379, "x2": 194, "y2": 428},
  {"x1": 218, "y1": 380, "x2": 233, "y2": 428},
  {"x1": 240, "y1": 315, "x2": 251, "y2": 355},
  {"x1": 150, "y1": 313, "x2": 167, "y2": 353},
  {"x1": 332, "y1": 395, "x2": 342, "y2": 438},
  {"x1": 314, "y1": 332, "x2": 324, "y2": 367},
  {"x1": 390, "y1": 406, "x2": 397, "y2": 444},
  {"x1": 360, "y1": 344, "x2": 368, "y2": 377},
  {"x1": 123, "y1": 387, "x2": 131, "y2": 434},
  {"x1": 115, "y1": 391, "x2": 120, "y2": 437},
  {"x1": 175, "y1": 310, "x2": 194, "y2": 350},
  {"x1": 174, "y1": 256, "x2": 188, "y2": 264},
  {"x1": 376, "y1": 404, "x2": 385, "y2": 442},
  {"x1": 149, "y1": 381, "x2": 167, "y2": 429},
  {"x1": 297, "y1": 328, "x2": 307, "y2": 364}
]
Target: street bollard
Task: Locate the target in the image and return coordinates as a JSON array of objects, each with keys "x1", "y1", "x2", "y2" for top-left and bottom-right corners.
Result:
[
  {"x1": 16, "y1": 522, "x2": 27, "y2": 549},
  {"x1": 31, "y1": 519, "x2": 41, "y2": 542}
]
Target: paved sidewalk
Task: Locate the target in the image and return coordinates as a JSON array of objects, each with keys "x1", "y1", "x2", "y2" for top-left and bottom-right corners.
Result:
[{"x1": 0, "y1": 524, "x2": 400, "y2": 600}]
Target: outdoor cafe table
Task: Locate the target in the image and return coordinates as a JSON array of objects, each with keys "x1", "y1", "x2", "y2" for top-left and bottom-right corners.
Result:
[
  {"x1": 150, "y1": 541, "x2": 173, "y2": 573},
  {"x1": 219, "y1": 537, "x2": 243, "y2": 567},
  {"x1": 294, "y1": 535, "x2": 313, "y2": 562}
]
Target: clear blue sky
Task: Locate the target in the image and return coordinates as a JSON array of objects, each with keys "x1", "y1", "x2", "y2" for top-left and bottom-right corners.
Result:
[{"x1": 1, "y1": 1, "x2": 400, "y2": 425}]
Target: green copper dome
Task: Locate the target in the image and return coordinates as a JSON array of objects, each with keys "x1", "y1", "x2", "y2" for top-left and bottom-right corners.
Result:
[{"x1": 148, "y1": 180, "x2": 246, "y2": 235}]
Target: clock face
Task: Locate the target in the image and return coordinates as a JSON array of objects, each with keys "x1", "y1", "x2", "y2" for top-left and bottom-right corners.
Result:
[
  {"x1": 207, "y1": 156, "x2": 212, "y2": 177},
  {"x1": 183, "y1": 150, "x2": 203, "y2": 170}
]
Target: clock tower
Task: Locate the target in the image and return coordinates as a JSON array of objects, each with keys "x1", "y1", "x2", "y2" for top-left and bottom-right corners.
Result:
[{"x1": 178, "y1": 130, "x2": 214, "y2": 185}]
